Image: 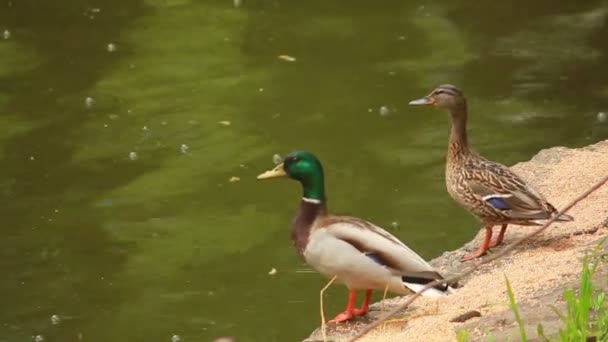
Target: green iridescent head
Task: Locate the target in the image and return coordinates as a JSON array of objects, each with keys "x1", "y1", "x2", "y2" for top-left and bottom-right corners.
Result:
[{"x1": 257, "y1": 151, "x2": 326, "y2": 201}]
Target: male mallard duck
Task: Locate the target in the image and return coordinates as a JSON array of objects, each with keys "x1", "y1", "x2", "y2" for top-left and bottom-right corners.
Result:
[
  {"x1": 409, "y1": 85, "x2": 573, "y2": 261},
  {"x1": 257, "y1": 151, "x2": 452, "y2": 323}
]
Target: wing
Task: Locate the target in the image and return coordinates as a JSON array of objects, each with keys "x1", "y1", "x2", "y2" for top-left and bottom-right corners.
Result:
[
  {"x1": 464, "y1": 158, "x2": 556, "y2": 220},
  {"x1": 316, "y1": 216, "x2": 443, "y2": 281}
]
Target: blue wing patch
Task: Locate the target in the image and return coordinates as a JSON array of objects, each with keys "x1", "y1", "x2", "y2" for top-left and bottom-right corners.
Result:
[{"x1": 485, "y1": 197, "x2": 511, "y2": 210}]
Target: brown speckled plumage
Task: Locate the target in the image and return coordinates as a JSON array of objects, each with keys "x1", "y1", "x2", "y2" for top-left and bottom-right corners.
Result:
[
  {"x1": 446, "y1": 150, "x2": 564, "y2": 226},
  {"x1": 410, "y1": 85, "x2": 573, "y2": 260}
]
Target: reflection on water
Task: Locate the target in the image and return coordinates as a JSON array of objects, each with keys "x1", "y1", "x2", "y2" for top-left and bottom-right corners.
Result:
[{"x1": 0, "y1": 1, "x2": 607, "y2": 341}]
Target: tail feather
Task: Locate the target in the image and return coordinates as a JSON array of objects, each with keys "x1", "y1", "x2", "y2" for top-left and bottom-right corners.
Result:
[
  {"x1": 402, "y1": 282, "x2": 452, "y2": 297},
  {"x1": 402, "y1": 275, "x2": 454, "y2": 297},
  {"x1": 548, "y1": 203, "x2": 574, "y2": 222},
  {"x1": 554, "y1": 213, "x2": 574, "y2": 222}
]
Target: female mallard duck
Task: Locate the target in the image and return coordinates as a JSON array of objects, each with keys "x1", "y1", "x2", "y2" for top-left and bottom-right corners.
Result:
[
  {"x1": 409, "y1": 85, "x2": 573, "y2": 261},
  {"x1": 257, "y1": 151, "x2": 452, "y2": 323}
]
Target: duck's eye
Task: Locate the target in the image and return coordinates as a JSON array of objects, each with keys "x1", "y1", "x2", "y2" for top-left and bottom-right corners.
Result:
[
  {"x1": 434, "y1": 90, "x2": 445, "y2": 96},
  {"x1": 285, "y1": 156, "x2": 299, "y2": 165}
]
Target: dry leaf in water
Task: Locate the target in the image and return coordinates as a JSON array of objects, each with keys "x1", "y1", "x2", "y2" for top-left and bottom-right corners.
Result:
[{"x1": 278, "y1": 55, "x2": 296, "y2": 62}]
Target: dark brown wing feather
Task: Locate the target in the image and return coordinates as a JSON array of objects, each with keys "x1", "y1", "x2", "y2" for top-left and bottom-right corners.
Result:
[{"x1": 461, "y1": 156, "x2": 562, "y2": 220}]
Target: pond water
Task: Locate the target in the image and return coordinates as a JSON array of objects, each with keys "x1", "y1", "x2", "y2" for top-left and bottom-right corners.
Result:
[{"x1": 1, "y1": 1, "x2": 607, "y2": 341}]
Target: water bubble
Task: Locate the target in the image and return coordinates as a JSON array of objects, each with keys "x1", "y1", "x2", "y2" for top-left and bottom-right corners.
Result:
[
  {"x1": 34, "y1": 335, "x2": 44, "y2": 342},
  {"x1": 272, "y1": 154, "x2": 282, "y2": 165},
  {"x1": 598, "y1": 112, "x2": 607, "y2": 123},
  {"x1": 107, "y1": 43, "x2": 117, "y2": 52},
  {"x1": 379, "y1": 106, "x2": 391, "y2": 116},
  {"x1": 83, "y1": 7, "x2": 101, "y2": 18},
  {"x1": 3, "y1": 29, "x2": 10, "y2": 40},
  {"x1": 128, "y1": 151, "x2": 138, "y2": 161},
  {"x1": 233, "y1": 0, "x2": 242, "y2": 7},
  {"x1": 258, "y1": 88, "x2": 264, "y2": 92},
  {"x1": 390, "y1": 221, "x2": 400, "y2": 229},
  {"x1": 50, "y1": 314, "x2": 61, "y2": 325},
  {"x1": 171, "y1": 335, "x2": 181, "y2": 342},
  {"x1": 84, "y1": 97, "x2": 95, "y2": 109},
  {"x1": 180, "y1": 144, "x2": 189, "y2": 154}
]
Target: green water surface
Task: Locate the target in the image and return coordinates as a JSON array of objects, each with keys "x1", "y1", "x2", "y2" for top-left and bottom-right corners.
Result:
[{"x1": 1, "y1": 1, "x2": 607, "y2": 341}]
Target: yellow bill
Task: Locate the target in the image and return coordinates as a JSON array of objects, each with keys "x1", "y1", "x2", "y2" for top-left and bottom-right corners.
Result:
[{"x1": 257, "y1": 163, "x2": 287, "y2": 180}]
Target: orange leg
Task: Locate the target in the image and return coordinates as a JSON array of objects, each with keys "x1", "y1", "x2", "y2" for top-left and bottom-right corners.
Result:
[
  {"x1": 328, "y1": 290, "x2": 357, "y2": 323},
  {"x1": 462, "y1": 226, "x2": 493, "y2": 261},
  {"x1": 489, "y1": 224, "x2": 508, "y2": 248},
  {"x1": 353, "y1": 289, "x2": 373, "y2": 316}
]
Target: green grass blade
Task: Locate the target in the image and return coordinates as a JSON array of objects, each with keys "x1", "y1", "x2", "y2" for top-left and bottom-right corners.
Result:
[
  {"x1": 536, "y1": 323, "x2": 550, "y2": 342},
  {"x1": 505, "y1": 275, "x2": 527, "y2": 341},
  {"x1": 456, "y1": 329, "x2": 470, "y2": 342}
]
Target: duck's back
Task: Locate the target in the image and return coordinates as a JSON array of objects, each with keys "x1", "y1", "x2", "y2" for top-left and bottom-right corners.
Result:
[{"x1": 446, "y1": 150, "x2": 565, "y2": 225}]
